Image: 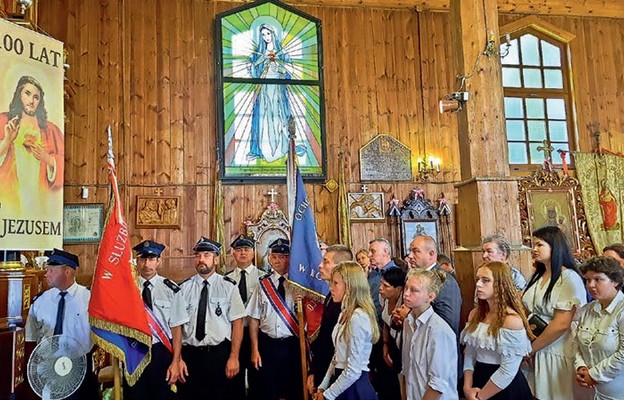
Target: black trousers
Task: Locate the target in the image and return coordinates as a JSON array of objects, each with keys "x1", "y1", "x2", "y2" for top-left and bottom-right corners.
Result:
[
  {"x1": 252, "y1": 332, "x2": 302, "y2": 400},
  {"x1": 123, "y1": 343, "x2": 176, "y2": 400},
  {"x1": 178, "y1": 341, "x2": 236, "y2": 400},
  {"x1": 230, "y1": 327, "x2": 255, "y2": 400},
  {"x1": 369, "y1": 340, "x2": 401, "y2": 400},
  {"x1": 67, "y1": 351, "x2": 98, "y2": 400}
]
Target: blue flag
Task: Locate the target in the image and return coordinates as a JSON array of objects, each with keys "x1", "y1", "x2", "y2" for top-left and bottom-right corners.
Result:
[{"x1": 289, "y1": 166, "x2": 327, "y2": 296}]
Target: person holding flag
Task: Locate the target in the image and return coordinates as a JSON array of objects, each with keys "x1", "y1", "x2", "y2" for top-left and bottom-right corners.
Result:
[
  {"x1": 178, "y1": 237, "x2": 245, "y2": 400},
  {"x1": 124, "y1": 240, "x2": 189, "y2": 400},
  {"x1": 247, "y1": 238, "x2": 303, "y2": 400}
]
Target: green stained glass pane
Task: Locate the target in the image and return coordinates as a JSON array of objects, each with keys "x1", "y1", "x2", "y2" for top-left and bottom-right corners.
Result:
[
  {"x1": 520, "y1": 34, "x2": 540, "y2": 66},
  {"x1": 506, "y1": 120, "x2": 525, "y2": 141},
  {"x1": 502, "y1": 67, "x2": 521, "y2": 87},
  {"x1": 508, "y1": 143, "x2": 528, "y2": 164},
  {"x1": 549, "y1": 121, "x2": 568, "y2": 141},
  {"x1": 504, "y1": 97, "x2": 524, "y2": 118},
  {"x1": 221, "y1": 5, "x2": 320, "y2": 80},
  {"x1": 541, "y1": 41, "x2": 561, "y2": 67},
  {"x1": 222, "y1": 82, "x2": 322, "y2": 175},
  {"x1": 544, "y1": 69, "x2": 563, "y2": 89},
  {"x1": 523, "y1": 68, "x2": 543, "y2": 88},
  {"x1": 528, "y1": 120, "x2": 546, "y2": 141},
  {"x1": 546, "y1": 99, "x2": 566, "y2": 119},
  {"x1": 525, "y1": 98, "x2": 545, "y2": 119}
]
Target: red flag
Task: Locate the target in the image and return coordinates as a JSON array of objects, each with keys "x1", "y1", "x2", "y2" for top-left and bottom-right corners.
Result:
[{"x1": 89, "y1": 126, "x2": 151, "y2": 385}]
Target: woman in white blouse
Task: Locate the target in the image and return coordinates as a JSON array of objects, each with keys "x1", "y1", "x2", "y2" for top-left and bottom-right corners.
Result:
[
  {"x1": 574, "y1": 256, "x2": 624, "y2": 399},
  {"x1": 315, "y1": 261, "x2": 380, "y2": 400},
  {"x1": 521, "y1": 226, "x2": 587, "y2": 399},
  {"x1": 461, "y1": 261, "x2": 534, "y2": 400}
]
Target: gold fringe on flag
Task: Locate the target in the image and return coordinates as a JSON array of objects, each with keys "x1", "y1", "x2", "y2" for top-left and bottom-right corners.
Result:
[{"x1": 338, "y1": 154, "x2": 351, "y2": 247}]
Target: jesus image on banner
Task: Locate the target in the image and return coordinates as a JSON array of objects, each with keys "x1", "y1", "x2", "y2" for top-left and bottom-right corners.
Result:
[{"x1": 0, "y1": 75, "x2": 64, "y2": 217}]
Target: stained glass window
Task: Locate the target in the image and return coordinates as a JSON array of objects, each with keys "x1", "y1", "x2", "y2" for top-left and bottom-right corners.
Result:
[{"x1": 216, "y1": 0, "x2": 325, "y2": 180}]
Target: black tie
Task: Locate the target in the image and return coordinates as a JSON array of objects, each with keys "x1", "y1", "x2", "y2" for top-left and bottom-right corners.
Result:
[
  {"x1": 278, "y1": 276, "x2": 286, "y2": 300},
  {"x1": 142, "y1": 281, "x2": 153, "y2": 310},
  {"x1": 54, "y1": 291, "x2": 68, "y2": 335},
  {"x1": 195, "y1": 281, "x2": 208, "y2": 341},
  {"x1": 239, "y1": 270, "x2": 248, "y2": 304}
]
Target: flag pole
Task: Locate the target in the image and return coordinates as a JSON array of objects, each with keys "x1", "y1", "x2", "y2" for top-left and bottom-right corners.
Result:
[
  {"x1": 112, "y1": 356, "x2": 121, "y2": 400},
  {"x1": 297, "y1": 298, "x2": 309, "y2": 400}
]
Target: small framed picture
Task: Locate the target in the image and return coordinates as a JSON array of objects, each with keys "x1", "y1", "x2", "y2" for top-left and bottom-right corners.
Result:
[
  {"x1": 136, "y1": 195, "x2": 181, "y2": 229},
  {"x1": 402, "y1": 220, "x2": 439, "y2": 255},
  {"x1": 63, "y1": 204, "x2": 105, "y2": 244},
  {"x1": 348, "y1": 192, "x2": 385, "y2": 221}
]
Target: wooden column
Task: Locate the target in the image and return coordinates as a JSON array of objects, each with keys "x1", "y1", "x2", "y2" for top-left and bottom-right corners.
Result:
[{"x1": 448, "y1": 0, "x2": 529, "y2": 322}]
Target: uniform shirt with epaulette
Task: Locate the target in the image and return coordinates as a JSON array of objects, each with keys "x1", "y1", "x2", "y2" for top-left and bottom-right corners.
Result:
[
  {"x1": 225, "y1": 264, "x2": 264, "y2": 307},
  {"x1": 139, "y1": 274, "x2": 189, "y2": 343},
  {"x1": 25, "y1": 281, "x2": 93, "y2": 355},
  {"x1": 245, "y1": 271, "x2": 296, "y2": 339},
  {"x1": 179, "y1": 273, "x2": 246, "y2": 347}
]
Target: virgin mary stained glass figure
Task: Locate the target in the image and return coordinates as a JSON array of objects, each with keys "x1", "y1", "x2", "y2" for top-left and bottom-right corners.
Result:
[{"x1": 246, "y1": 24, "x2": 293, "y2": 163}]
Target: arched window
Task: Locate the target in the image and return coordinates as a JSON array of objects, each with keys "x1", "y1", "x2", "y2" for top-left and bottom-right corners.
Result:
[{"x1": 500, "y1": 19, "x2": 575, "y2": 168}]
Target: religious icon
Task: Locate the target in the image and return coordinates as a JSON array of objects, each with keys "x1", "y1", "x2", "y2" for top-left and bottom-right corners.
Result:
[
  {"x1": 216, "y1": 0, "x2": 326, "y2": 180},
  {"x1": 135, "y1": 195, "x2": 181, "y2": 229},
  {"x1": 598, "y1": 180, "x2": 620, "y2": 230},
  {"x1": 347, "y1": 192, "x2": 385, "y2": 221}
]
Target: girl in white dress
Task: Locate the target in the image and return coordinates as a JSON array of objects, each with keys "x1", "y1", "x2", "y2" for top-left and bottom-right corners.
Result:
[
  {"x1": 521, "y1": 226, "x2": 587, "y2": 399},
  {"x1": 574, "y1": 256, "x2": 624, "y2": 400},
  {"x1": 461, "y1": 261, "x2": 534, "y2": 400}
]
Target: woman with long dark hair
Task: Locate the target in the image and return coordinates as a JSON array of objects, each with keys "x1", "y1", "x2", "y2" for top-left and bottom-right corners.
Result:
[{"x1": 521, "y1": 226, "x2": 587, "y2": 399}]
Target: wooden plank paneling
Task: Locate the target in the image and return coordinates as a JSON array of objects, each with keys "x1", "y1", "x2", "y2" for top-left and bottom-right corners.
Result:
[{"x1": 25, "y1": 0, "x2": 623, "y2": 283}]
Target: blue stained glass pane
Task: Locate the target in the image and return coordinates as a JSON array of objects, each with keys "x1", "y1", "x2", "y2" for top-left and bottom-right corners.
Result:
[
  {"x1": 546, "y1": 99, "x2": 566, "y2": 119},
  {"x1": 529, "y1": 142, "x2": 546, "y2": 164},
  {"x1": 525, "y1": 98, "x2": 545, "y2": 119},
  {"x1": 520, "y1": 34, "x2": 540, "y2": 66},
  {"x1": 528, "y1": 120, "x2": 546, "y2": 141},
  {"x1": 501, "y1": 39, "x2": 520, "y2": 65},
  {"x1": 504, "y1": 97, "x2": 524, "y2": 118},
  {"x1": 541, "y1": 41, "x2": 562, "y2": 67},
  {"x1": 502, "y1": 67, "x2": 521, "y2": 87},
  {"x1": 523, "y1": 68, "x2": 543, "y2": 88},
  {"x1": 549, "y1": 121, "x2": 568, "y2": 141},
  {"x1": 506, "y1": 120, "x2": 526, "y2": 141},
  {"x1": 544, "y1": 70, "x2": 563, "y2": 89},
  {"x1": 508, "y1": 143, "x2": 528, "y2": 164}
]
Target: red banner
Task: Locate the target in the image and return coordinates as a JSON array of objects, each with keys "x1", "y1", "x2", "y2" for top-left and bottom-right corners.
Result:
[{"x1": 88, "y1": 129, "x2": 151, "y2": 385}]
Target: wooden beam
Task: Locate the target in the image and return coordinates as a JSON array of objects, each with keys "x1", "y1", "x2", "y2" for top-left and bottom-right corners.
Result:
[{"x1": 215, "y1": 0, "x2": 624, "y2": 18}]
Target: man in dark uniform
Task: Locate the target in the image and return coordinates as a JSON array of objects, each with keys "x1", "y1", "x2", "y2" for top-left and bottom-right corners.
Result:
[
  {"x1": 225, "y1": 235, "x2": 264, "y2": 399},
  {"x1": 124, "y1": 240, "x2": 189, "y2": 400},
  {"x1": 246, "y1": 238, "x2": 302, "y2": 400},
  {"x1": 307, "y1": 245, "x2": 353, "y2": 395},
  {"x1": 178, "y1": 237, "x2": 245, "y2": 400}
]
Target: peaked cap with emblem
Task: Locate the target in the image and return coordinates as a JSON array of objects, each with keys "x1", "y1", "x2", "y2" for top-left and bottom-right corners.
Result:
[
  {"x1": 230, "y1": 234, "x2": 255, "y2": 250},
  {"x1": 47, "y1": 248, "x2": 80, "y2": 269},
  {"x1": 133, "y1": 240, "x2": 165, "y2": 258},
  {"x1": 268, "y1": 238, "x2": 290, "y2": 255},
  {"x1": 193, "y1": 236, "x2": 222, "y2": 255}
]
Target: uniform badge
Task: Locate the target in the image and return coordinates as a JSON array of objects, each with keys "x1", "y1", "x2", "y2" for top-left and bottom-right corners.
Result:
[{"x1": 215, "y1": 302, "x2": 222, "y2": 317}]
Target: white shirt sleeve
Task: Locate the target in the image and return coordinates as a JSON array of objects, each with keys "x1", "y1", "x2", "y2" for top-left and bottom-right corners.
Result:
[
  {"x1": 426, "y1": 325, "x2": 458, "y2": 394},
  {"x1": 322, "y1": 311, "x2": 373, "y2": 400},
  {"x1": 588, "y1": 311, "x2": 624, "y2": 383}
]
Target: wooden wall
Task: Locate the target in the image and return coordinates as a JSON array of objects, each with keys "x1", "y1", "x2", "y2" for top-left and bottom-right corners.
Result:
[{"x1": 2, "y1": 1, "x2": 623, "y2": 284}]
